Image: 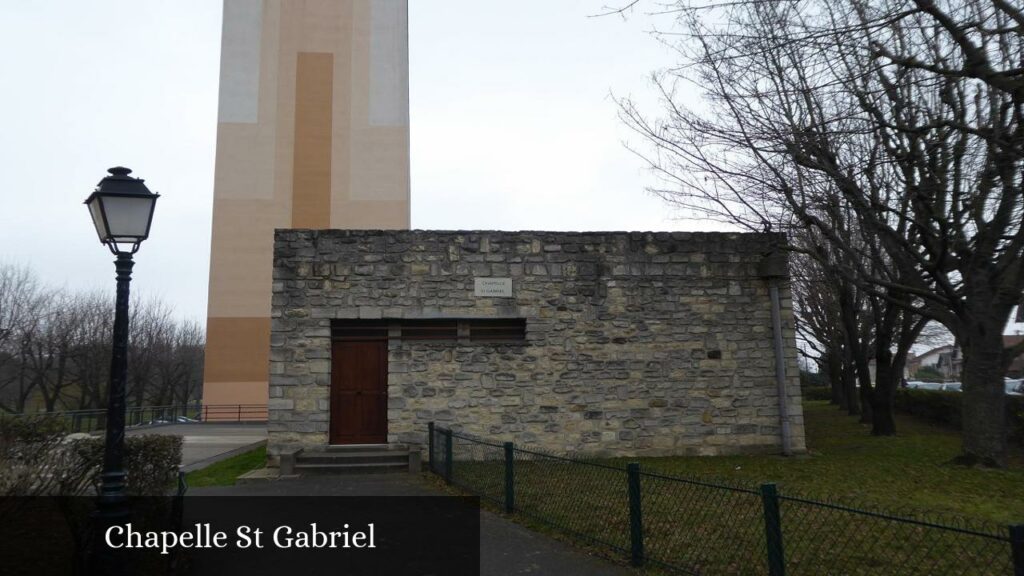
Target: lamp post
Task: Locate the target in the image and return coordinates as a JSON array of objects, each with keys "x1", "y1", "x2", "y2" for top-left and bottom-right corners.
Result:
[{"x1": 84, "y1": 166, "x2": 159, "y2": 573}]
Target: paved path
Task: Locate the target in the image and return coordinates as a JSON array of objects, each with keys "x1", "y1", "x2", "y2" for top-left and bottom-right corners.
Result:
[
  {"x1": 127, "y1": 423, "x2": 267, "y2": 470},
  {"x1": 192, "y1": 474, "x2": 632, "y2": 576}
]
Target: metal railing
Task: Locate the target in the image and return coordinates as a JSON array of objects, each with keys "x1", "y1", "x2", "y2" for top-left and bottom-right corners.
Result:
[
  {"x1": 428, "y1": 422, "x2": 1024, "y2": 576},
  {"x1": 1, "y1": 403, "x2": 268, "y2": 432},
  {"x1": 199, "y1": 403, "x2": 268, "y2": 422}
]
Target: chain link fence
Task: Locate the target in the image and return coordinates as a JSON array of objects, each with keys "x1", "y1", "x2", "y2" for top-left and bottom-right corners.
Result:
[{"x1": 427, "y1": 423, "x2": 1023, "y2": 575}]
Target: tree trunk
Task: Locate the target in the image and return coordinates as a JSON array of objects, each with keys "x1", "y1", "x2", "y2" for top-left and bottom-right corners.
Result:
[
  {"x1": 43, "y1": 390, "x2": 58, "y2": 413},
  {"x1": 826, "y1": 350, "x2": 844, "y2": 406},
  {"x1": 842, "y1": 351, "x2": 859, "y2": 416},
  {"x1": 958, "y1": 323, "x2": 1007, "y2": 467},
  {"x1": 870, "y1": 361, "x2": 897, "y2": 436},
  {"x1": 837, "y1": 281, "x2": 862, "y2": 416},
  {"x1": 852, "y1": 344, "x2": 874, "y2": 424},
  {"x1": 859, "y1": 383, "x2": 873, "y2": 424}
]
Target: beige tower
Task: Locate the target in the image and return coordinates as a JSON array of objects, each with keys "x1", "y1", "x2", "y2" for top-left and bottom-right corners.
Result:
[{"x1": 204, "y1": 0, "x2": 410, "y2": 407}]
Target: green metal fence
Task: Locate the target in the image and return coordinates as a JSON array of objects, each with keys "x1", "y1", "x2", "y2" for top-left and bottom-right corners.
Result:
[{"x1": 427, "y1": 423, "x2": 1024, "y2": 575}]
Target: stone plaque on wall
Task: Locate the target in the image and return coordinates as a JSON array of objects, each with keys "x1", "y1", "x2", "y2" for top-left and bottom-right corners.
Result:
[{"x1": 474, "y1": 278, "x2": 513, "y2": 298}]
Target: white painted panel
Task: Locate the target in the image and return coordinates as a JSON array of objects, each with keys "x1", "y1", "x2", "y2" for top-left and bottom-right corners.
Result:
[
  {"x1": 218, "y1": 0, "x2": 263, "y2": 124},
  {"x1": 369, "y1": 0, "x2": 410, "y2": 127}
]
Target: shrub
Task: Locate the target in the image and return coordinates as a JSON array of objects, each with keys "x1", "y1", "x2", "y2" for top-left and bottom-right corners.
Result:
[
  {"x1": 802, "y1": 387, "x2": 834, "y2": 402},
  {"x1": 800, "y1": 370, "x2": 828, "y2": 389},
  {"x1": 0, "y1": 416, "x2": 96, "y2": 496},
  {"x1": 913, "y1": 366, "x2": 945, "y2": 382},
  {"x1": 894, "y1": 389, "x2": 1024, "y2": 446},
  {"x1": 0, "y1": 416, "x2": 183, "y2": 496},
  {"x1": 73, "y1": 435, "x2": 184, "y2": 496}
]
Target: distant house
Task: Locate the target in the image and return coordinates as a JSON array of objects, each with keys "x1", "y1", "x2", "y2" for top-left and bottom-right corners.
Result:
[
  {"x1": 904, "y1": 336, "x2": 1024, "y2": 380},
  {"x1": 905, "y1": 345, "x2": 961, "y2": 380}
]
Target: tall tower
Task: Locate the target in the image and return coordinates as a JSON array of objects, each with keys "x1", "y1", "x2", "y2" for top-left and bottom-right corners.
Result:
[{"x1": 204, "y1": 0, "x2": 410, "y2": 407}]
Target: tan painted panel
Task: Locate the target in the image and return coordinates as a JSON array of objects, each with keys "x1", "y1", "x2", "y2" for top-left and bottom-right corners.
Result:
[
  {"x1": 297, "y1": 0, "x2": 351, "y2": 54},
  {"x1": 204, "y1": 317, "x2": 271, "y2": 383},
  {"x1": 202, "y1": 380, "x2": 270, "y2": 406},
  {"x1": 213, "y1": 123, "x2": 277, "y2": 200},
  {"x1": 348, "y1": 126, "x2": 409, "y2": 202},
  {"x1": 349, "y1": 0, "x2": 372, "y2": 131},
  {"x1": 329, "y1": 18, "x2": 354, "y2": 209},
  {"x1": 207, "y1": 198, "x2": 285, "y2": 317},
  {"x1": 332, "y1": 199, "x2": 410, "y2": 229},
  {"x1": 292, "y1": 52, "x2": 334, "y2": 228}
]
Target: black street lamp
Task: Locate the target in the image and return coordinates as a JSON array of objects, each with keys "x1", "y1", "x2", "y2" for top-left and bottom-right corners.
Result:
[{"x1": 84, "y1": 166, "x2": 159, "y2": 573}]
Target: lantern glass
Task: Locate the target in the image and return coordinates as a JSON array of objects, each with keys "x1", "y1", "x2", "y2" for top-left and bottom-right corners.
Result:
[
  {"x1": 87, "y1": 195, "x2": 110, "y2": 243},
  {"x1": 99, "y1": 195, "x2": 155, "y2": 242}
]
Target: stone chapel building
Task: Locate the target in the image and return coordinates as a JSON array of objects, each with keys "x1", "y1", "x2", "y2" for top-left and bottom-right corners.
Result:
[{"x1": 267, "y1": 229, "x2": 806, "y2": 459}]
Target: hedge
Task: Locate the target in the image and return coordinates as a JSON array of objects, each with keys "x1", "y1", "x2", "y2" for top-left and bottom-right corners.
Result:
[
  {"x1": 73, "y1": 434, "x2": 184, "y2": 496},
  {"x1": 893, "y1": 388, "x2": 1024, "y2": 446},
  {"x1": 0, "y1": 416, "x2": 183, "y2": 496},
  {"x1": 802, "y1": 387, "x2": 834, "y2": 401}
]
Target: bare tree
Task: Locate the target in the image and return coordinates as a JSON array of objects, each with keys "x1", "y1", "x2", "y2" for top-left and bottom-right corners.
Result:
[
  {"x1": 127, "y1": 298, "x2": 174, "y2": 407},
  {"x1": 0, "y1": 265, "x2": 48, "y2": 413},
  {"x1": 0, "y1": 264, "x2": 204, "y2": 415},
  {"x1": 151, "y1": 319, "x2": 205, "y2": 407},
  {"x1": 792, "y1": 252, "x2": 849, "y2": 406},
  {"x1": 66, "y1": 292, "x2": 113, "y2": 410},
  {"x1": 620, "y1": 0, "x2": 1024, "y2": 464}
]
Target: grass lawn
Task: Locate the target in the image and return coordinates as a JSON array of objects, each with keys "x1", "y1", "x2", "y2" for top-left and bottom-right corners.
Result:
[
  {"x1": 184, "y1": 445, "x2": 266, "y2": 488},
  {"x1": 439, "y1": 401, "x2": 1024, "y2": 575},
  {"x1": 624, "y1": 400, "x2": 1024, "y2": 525}
]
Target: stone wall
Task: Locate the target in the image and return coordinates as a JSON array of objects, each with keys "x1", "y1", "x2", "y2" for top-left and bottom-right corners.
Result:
[{"x1": 269, "y1": 230, "x2": 806, "y2": 458}]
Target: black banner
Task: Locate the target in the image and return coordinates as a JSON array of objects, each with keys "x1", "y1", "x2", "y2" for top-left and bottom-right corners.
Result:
[{"x1": 0, "y1": 496, "x2": 480, "y2": 576}]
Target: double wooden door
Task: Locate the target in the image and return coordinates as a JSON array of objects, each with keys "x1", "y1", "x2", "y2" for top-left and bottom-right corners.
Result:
[{"x1": 330, "y1": 338, "x2": 388, "y2": 445}]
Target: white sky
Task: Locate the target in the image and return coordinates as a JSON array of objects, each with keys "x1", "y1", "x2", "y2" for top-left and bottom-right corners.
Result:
[{"x1": 0, "y1": 1, "x2": 714, "y2": 324}]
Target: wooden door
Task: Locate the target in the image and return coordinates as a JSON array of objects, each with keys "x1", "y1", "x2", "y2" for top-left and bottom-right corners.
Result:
[{"x1": 330, "y1": 339, "x2": 388, "y2": 444}]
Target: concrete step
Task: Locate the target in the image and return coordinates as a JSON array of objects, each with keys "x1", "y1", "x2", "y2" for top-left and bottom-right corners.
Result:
[
  {"x1": 298, "y1": 451, "x2": 410, "y2": 465},
  {"x1": 280, "y1": 445, "x2": 421, "y2": 476},
  {"x1": 323, "y1": 444, "x2": 409, "y2": 453},
  {"x1": 293, "y1": 461, "x2": 410, "y2": 475}
]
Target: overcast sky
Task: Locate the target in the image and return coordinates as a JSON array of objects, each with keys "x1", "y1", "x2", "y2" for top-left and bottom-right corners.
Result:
[
  {"x1": 1, "y1": 1, "x2": 1019, "y2": 337},
  {"x1": 0, "y1": 0, "x2": 715, "y2": 323}
]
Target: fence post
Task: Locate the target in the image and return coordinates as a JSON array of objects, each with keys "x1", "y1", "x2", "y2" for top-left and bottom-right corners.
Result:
[
  {"x1": 1010, "y1": 524, "x2": 1024, "y2": 576},
  {"x1": 761, "y1": 483, "x2": 786, "y2": 576},
  {"x1": 444, "y1": 428, "x2": 453, "y2": 484},
  {"x1": 428, "y1": 422, "x2": 435, "y2": 473},
  {"x1": 504, "y1": 442, "x2": 515, "y2": 514},
  {"x1": 627, "y1": 462, "x2": 644, "y2": 567}
]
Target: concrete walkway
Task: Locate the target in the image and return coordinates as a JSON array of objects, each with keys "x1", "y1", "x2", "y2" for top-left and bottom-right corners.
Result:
[
  {"x1": 127, "y1": 423, "x2": 267, "y2": 470},
  {"x1": 191, "y1": 474, "x2": 632, "y2": 576}
]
